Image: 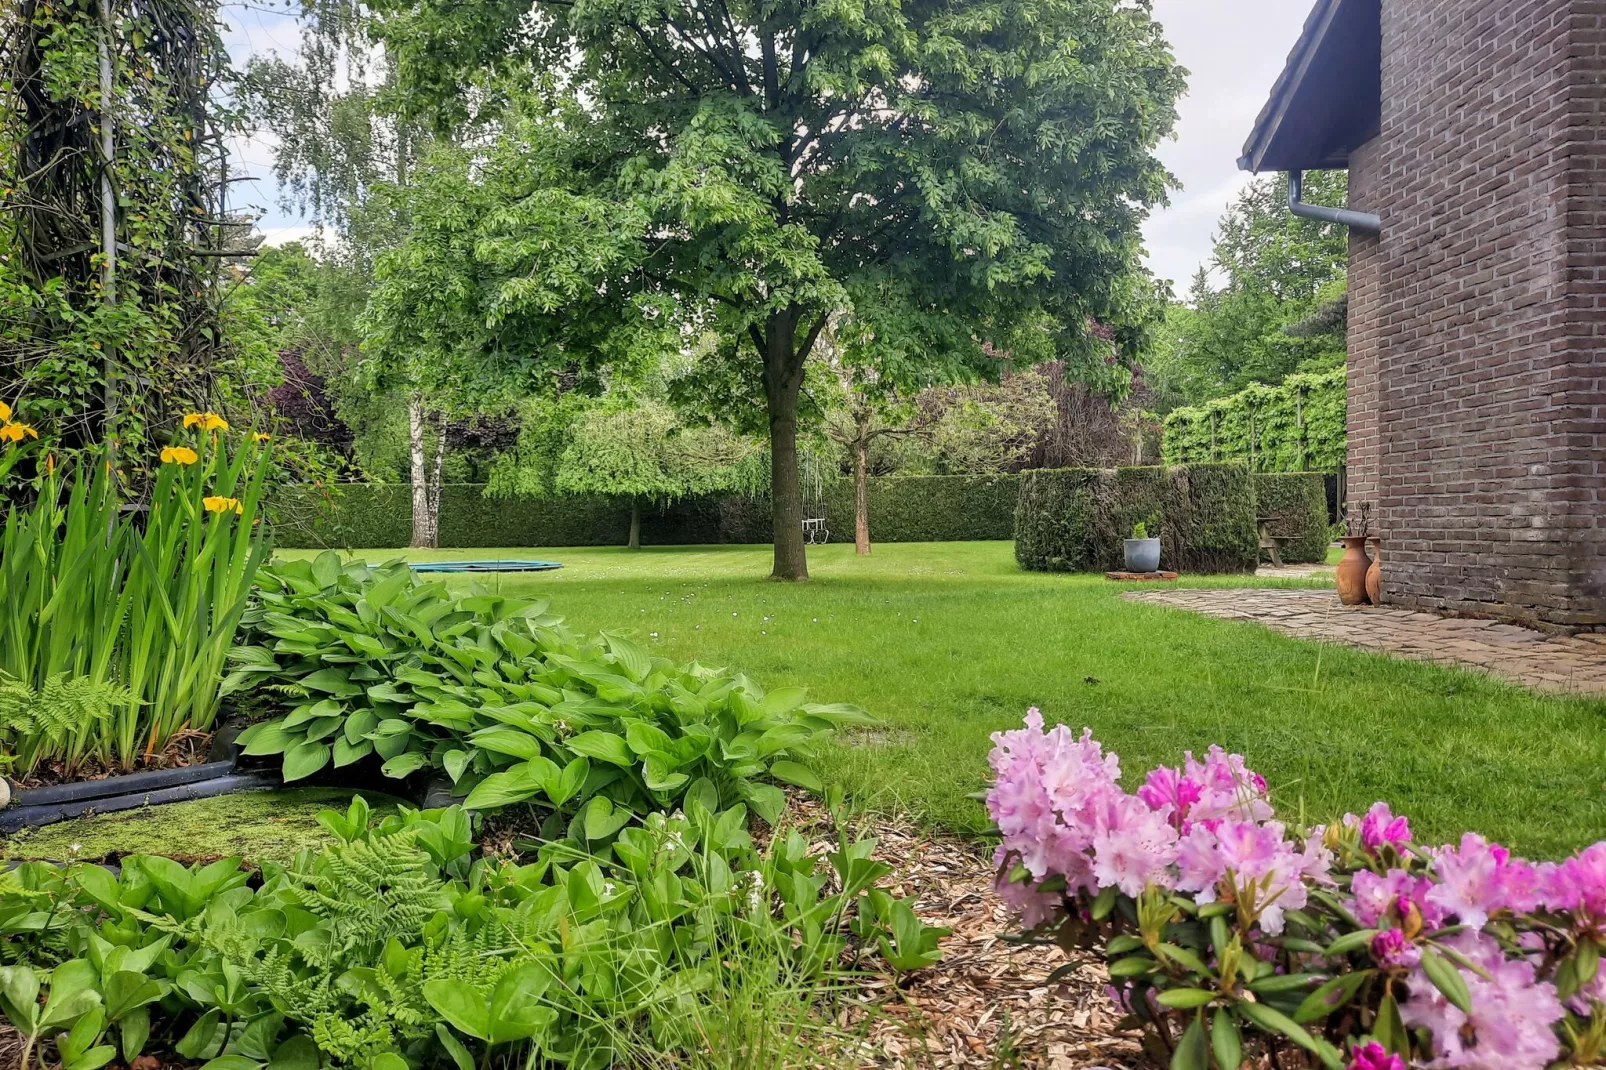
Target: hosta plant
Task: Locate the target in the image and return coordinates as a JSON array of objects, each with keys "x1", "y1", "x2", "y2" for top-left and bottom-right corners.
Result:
[
  {"x1": 0, "y1": 791, "x2": 945, "y2": 1069},
  {"x1": 988, "y1": 709, "x2": 1606, "y2": 1070},
  {"x1": 227, "y1": 554, "x2": 869, "y2": 823}
]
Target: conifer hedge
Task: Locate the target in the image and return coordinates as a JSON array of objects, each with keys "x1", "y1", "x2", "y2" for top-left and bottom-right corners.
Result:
[
  {"x1": 272, "y1": 475, "x2": 1021, "y2": 549},
  {"x1": 1013, "y1": 463, "x2": 1259, "y2": 574}
]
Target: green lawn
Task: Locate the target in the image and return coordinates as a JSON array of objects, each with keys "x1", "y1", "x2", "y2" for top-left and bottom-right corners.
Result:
[{"x1": 292, "y1": 542, "x2": 1606, "y2": 858}]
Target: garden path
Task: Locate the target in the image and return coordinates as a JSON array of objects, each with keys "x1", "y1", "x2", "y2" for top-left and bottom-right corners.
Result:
[{"x1": 1126, "y1": 588, "x2": 1606, "y2": 696}]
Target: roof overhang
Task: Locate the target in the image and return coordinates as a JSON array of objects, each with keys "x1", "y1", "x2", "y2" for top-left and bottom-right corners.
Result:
[{"x1": 1238, "y1": 0, "x2": 1381, "y2": 173}]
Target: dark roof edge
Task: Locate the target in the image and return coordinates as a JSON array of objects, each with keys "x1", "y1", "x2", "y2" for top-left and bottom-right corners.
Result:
[{"x1": 1238, "y1": 0, "x2": 1347, "y2": 173}]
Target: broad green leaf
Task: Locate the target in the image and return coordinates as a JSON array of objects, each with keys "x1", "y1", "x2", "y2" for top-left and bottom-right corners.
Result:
[
  {"x1": 422, "y1": 980, "x2": 488, "y2": 1041},
  {"x1": 762, "y1": 686, "x2": 808, "y2": 715},
  {"x1": 567, "y1": 731, "x2": 634, "y2": 767},
  {"x1": 266, "y1": 1034, "x2": 320, "y2": 1070},
  {"x1": 238, "y1": 720, "x2": 294, "y2": 756},
  {"x1": 1156, "y1": 988, "x2": 1216, "y2": 1009},
  {"x1": 1211, "y1": 1008, "x2": 1242, "y2": 1070},
  {"x1": 1170, "y1": 1011, "x2": 1207, "y2": 1070},
  {"x1": 767, "y1": 760, "x2": 822, "y2": 792},
  {"x1": 603, "y1": 633, "x2": 652, "y2": 683},
  {"x1": 332, "y1": 736, "x2": 372, "y2": 768},
  {"x1": 282, "y1": 740, "x2": 331, "y2": 782},
  {"x1": 464, "y1": 767, "x2": 542, "y2": 810}
]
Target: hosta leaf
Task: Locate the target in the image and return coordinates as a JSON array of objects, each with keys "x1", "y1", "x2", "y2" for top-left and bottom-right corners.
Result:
[
  {"x1": 567, "y1": 731, "x2": 634, "y2": 767},
  {"x1": 299, "y1": 668, "x2": 360, "y2": 697},
  {"x1": 624, "y1": 720, "x2": 674, "y2": 756},
  {"x1": 332, "y1": 736, "x2": 372, "y2": 768},
  {"x1": 756, "y1": 724, "x2": 813, "y2": 757},
  {"x1": 381, "y1": 752, "x2": 429, "y2": 779},
  {"x1": 768, "y1": 760, "x2": 822, "y2": 792},
  {"x1": 762, "y1": 686, "x2": 808, "y2": 715},
  {"x1": 464, "y1": 767, "x2": 542, "y2": 810},
  {"x1": 443, "y1": 749, "x2": 471, "y2": 783},
  {"x1": 282, "y1": 740, "x2": 330, "y2": 782},
  {"x1": 237, "y1": 720, "x2": 293, "y2": 756},
  {"x1": 603, "y1": 633, "x2": 652, "y2": 683},
  {"x1": 469, "y1": 727, "x2": 544, "y2": 760},
  {"x1": 343, "y1": 707, "x2": 378, "y2": 744}
]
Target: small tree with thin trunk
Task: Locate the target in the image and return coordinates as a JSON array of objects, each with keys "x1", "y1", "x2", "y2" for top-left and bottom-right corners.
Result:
[
  {"x1": 535, "y1": 398, "x2": 763, "y2": 549},
  {"x1": 820, "y1": 351, "x2": 926, "y2": 556}
]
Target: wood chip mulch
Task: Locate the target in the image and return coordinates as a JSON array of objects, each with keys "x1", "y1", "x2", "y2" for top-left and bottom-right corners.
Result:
[{"x1": 784, "y1": 797, "x2": 1147, "y2": 1069}]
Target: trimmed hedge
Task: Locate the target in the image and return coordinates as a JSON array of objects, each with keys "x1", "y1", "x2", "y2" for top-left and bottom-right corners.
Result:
[
  {"x1": 1162, "y1": 367, "x2": 1346, "y2": 473},
  {"x1": 1014, "y1": 463, "x2": 1259, "y2": 575},
  {"x1": 1253, "y1": 472, "x2": 1330, "y2": 564},
  {"x1": 272, "y1": 475, "x2": 1020, "y2": 549}
]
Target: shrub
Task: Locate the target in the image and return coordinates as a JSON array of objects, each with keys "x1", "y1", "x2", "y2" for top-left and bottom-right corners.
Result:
[
  {"x1": 1163, "y1": 367, "x2": 1347, "y2": 473},
  {"x1": 0, "y1": 793, "x2": 942, "y2": 1069},
  {"x1": 987, "y1": 709, "x2": 1606, "y2": 1070},
  {"x1": 271, "y1": 475, "x2": 1021, "y2": 549},
  {"x1": 225, "y1": 554, "x2": 868, "y2": 824},
  {"x1": 1255, "y1": 472, "x2": 1331, "y2": 564},
  {"x1": 1014, "y1": 464, "x2": 1257, "y2": 575}
]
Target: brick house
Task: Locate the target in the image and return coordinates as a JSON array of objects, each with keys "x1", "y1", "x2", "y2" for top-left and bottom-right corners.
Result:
[{"x1": 1240, "y1": 0, "x2": 1605, "y2": 630}]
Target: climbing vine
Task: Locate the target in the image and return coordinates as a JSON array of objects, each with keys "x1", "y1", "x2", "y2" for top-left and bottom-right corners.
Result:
[
  {"x1": 1161, "y1": 367, "x2": 1346, "y2": 472},
  {"x1": 1, "y1": 0, "x2": 263, "y2": 452}
]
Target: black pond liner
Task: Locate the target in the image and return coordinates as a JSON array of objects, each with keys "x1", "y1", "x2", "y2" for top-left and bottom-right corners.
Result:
[{"x1": 1, "y1": 722, "x2": 451, "y2": 835}]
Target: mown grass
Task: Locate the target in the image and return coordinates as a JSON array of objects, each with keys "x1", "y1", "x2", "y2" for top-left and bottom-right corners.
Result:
[{"x1": 291, "y1": 542, "x2": 1606, "y2": 858}]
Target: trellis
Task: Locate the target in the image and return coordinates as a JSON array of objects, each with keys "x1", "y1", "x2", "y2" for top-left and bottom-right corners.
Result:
[{"x1": 2, "y1": 0, "x2": 241, "y2": 450}]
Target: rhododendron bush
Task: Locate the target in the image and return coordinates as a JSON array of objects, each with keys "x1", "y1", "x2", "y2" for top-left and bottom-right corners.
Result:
[{"x1": 987, "y1": 710, "x2": 1606, "y2": 1070}]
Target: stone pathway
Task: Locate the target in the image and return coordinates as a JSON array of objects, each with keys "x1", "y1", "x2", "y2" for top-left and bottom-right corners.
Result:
[{"x1": 1125, "y1": 587, "x2": 1606, "y2": 696}]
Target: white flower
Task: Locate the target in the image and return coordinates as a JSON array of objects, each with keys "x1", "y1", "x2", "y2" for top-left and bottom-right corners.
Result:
[
  {"x1": 603, "y1": 881, "x2": 617, "y2": 897},
  {"x1": 69, "y1": 843, "x2": 82, "y2": 855}
]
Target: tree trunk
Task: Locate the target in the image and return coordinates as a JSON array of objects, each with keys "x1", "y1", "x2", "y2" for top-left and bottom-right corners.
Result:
[
  {"x1": 628, "y1": 498, "x2": 641, "y2": 550},
  {"x1": 764, "y1": 312, "x2": 810, "y2": 581},
  {"x1": 427, "y1": 410, "x2": 446, "y2": 544},
  {"x1": 854, "y1": 414, "x2": 871, "y2": 556},
  {"x1": 408, "y1": 395, "x2": 434, "y2": 548}
]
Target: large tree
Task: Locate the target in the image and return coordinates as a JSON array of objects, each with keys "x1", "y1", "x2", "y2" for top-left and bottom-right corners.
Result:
[{"x1": 365, "y1": 0, "x2": 1185, "y2": 579}]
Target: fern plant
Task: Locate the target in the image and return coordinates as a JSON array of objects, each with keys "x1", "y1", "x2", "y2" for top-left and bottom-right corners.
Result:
[{"x1": 0, "y1": 672, "x2": 134, "y2": 778}]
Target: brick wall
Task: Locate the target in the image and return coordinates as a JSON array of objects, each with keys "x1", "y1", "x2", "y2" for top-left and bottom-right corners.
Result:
[{"x1": 1344, "y1": 0, "x2": 1606, "y2": 629}]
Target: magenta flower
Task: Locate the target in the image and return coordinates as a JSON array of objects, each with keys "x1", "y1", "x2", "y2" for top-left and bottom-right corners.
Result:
[
  {"x1": 1354, "y1": 801, "x2": 1413, "y2": 852},
  {"x1": 1539, "y1": 841, "x2": 1606, "y2": 921},
  {"x1": 1136, "y1": 764, "x2": 1203, "y2": 828},
  {"x1": 1348, "y1": 1041, "x2": 1406, "y2": 1070},
  {"x1": 1369, "y1": 927, "x2": 1420, "y2": 969}
]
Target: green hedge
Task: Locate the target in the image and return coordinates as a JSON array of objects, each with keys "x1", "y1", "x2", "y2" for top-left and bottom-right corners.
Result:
[
  {"x1": 1253, "y1": 473, "x2": 1330, "y2": 564},
  {"x1": 1014, "y1": 463, "x2": 1259, "y2": 575},
  {"x1": 272, "y1": 475, "x2": 1020, "y2": 549},
  {"x1": 1163, "y1": 367, "x2": 1346, "y2": 473}
]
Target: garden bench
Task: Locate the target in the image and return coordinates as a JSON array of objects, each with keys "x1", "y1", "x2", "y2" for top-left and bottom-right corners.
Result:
[{"x1": 1256, "y1": 517, "x2": 1290, "y2": 568}]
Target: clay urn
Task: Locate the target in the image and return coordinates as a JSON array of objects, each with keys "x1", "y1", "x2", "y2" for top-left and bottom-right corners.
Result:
[
  {"x1": 1336, "y1": 536, "x2": 1373, "y2": 606},
  {"x1": 1365, "y1": 540, "x2": 1382, "y2": 605}
]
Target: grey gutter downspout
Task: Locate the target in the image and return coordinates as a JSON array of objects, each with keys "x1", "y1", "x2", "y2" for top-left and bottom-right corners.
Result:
[{"x1": 1288, "y1": 170, "x2": 1380, "y2": 233}]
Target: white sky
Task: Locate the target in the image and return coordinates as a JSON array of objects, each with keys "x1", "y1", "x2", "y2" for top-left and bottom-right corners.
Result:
[{"x1": 219, "y1": 0, "x2": 1314, "y2": 291}]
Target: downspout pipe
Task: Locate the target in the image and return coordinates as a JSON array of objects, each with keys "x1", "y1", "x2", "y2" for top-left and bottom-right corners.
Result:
[{"x1": 1288, "y1": 170, "x2": 1380, "y2": 233}]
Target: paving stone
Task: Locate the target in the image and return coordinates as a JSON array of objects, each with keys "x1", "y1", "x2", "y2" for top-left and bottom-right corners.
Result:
[{"x1": 1124, "y1": 587, "x2": 1606, "y2": 696}]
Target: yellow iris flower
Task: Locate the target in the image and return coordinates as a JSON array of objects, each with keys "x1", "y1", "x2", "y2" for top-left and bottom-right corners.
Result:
[
  {"x1": 161, "y1": 445, "x2": 198, "y2": 465},
  {"x1": 203, "y1": 495, "x2": 243, "y2": 515},
  {"x1": 183, "y1": 412, "x2": 229, "y2": 432},
  {"x1": 0, "y1": 422, "x2": 39, "y2": 444},
  {"x1": 0, "y1": 401, "x2": 11, "y2": 422},
  {"x1": 252, "y1": 432, "x2": 271, "y2": 443}
]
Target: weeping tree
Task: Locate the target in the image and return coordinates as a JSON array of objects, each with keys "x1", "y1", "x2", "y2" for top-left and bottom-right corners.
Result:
[
  {"x1": 363, "y1": 0, "x2": 1185, "y2": 580},
  {"x1": 1, "y1": 0, "x2": 254, "y2": 450}
]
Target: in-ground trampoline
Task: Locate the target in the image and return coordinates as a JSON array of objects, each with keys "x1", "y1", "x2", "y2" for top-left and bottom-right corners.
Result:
[{"x1": 407, "y1": 560, "x2": 564, "y2": 574}]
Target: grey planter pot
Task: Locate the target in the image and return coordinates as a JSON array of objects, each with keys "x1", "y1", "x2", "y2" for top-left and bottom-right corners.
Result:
[{"x1": 1123, "y1": 537, "x2": 1161, "y2": 573}]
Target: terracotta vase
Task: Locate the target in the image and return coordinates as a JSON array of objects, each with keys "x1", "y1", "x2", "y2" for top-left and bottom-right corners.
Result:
[
  {"x1": 1336, "y1": 536, "x2": 1374, "y2": 606},
  {"x1": 1365, "y1": 540, "x2": 1383, "y2": 605}
]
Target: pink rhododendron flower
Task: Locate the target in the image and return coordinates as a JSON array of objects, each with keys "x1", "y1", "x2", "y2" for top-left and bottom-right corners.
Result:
[
  {"x1": 1401, "y1": 930, "x2": 1563, "y2": 1069},
  {"x1": 1425, "y1": 833, "x2": 1539, "y2": 929},
  {"x1": 1090, "y1": 794, "x2": 1179, "y2": 896},
  {"x1": 1349, "y1": 868, "x2": 1442, "y2": 929},
  {"x1": 1182, "y1": 745, "x2": 1274, "y2": 824},
  {"x1": 1136, "y1": 764, "x2": 1203, "y2": 828},
  {"x1": 1348, "y1": 1041, "x2": 1407, "y2": 1070},
  {"x1": 1347, "y1": 801, "x2": 1412, "y2": 852},
  {"x1": 1539, "y1": 841, "x2": 1606, "y2": 920},
  {"x1": 1171, "y1": 818, "x2": 1309, "y2": 933}
]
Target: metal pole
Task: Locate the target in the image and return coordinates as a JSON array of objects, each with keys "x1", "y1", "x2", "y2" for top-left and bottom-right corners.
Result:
[{"x1": 98, "y1": 0, "x2": 117, "y2": 446}]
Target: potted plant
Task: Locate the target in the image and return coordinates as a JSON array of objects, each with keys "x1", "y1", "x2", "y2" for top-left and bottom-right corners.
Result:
[{"x1": 1123, "y1": 517, "x2": 1161, "y2": 573}]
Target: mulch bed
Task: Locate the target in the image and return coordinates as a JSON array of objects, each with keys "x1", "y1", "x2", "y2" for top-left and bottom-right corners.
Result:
[
  {"x1": 13, "y1": 731, "x2": 214, "y2": 790},
  {"x1": 783, "y1": 797, "x2": 1145, "y2": 1069}
]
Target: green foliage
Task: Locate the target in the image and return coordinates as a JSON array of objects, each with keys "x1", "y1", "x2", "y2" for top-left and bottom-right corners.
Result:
[
  {"x1": 1162, "y1": 368, "x2": 1347, "y2": 473},
  {"x1": 0, "y1": 797, "x2": 942, "y2": 1068},
  {"x1": 274, "y1": 476, "x2": 1021, "y2": 549},
  {"x1": 0, "y1": 674, "x2": 133, "y2": 779},
  {"x1": 0, "y1": 0, "x2": 267, "y2": 450},
  {"x1": 1146, "y1": 172, "x2": 1350, "y2": 408},
  {"x1": 1014, "y1": 464, "x2": 1258, "y2": 575},
  {"x1": 1253, "y1": 474, "x2": 1330, "y2": 565},
  {"x1": 357, "y1": 0, "x2": 1184, "y2": 578},
  {"x1": 0, "y1": 429, "x2": 271, "y2": 775},
  {"x1": 228, "y1": 556, "x2": 870, "y2": 823}
]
